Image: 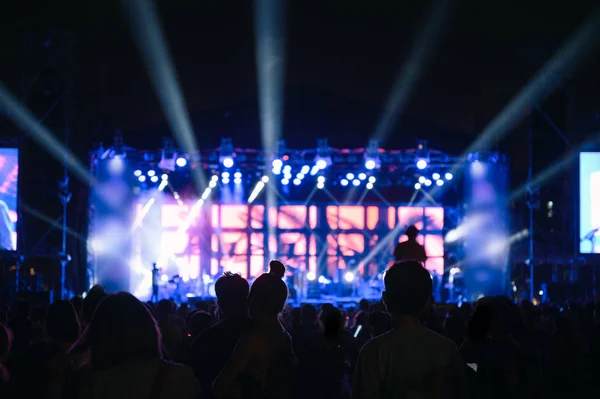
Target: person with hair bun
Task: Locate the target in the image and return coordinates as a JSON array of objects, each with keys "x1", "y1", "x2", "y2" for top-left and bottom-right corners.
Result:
[{"x1": 213, "y1": 260, "x2": 297, "y2": 399}]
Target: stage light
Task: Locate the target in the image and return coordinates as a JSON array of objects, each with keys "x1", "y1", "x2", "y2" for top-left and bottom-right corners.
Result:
[
  {"x1": 310, "y1": 165, "x2": 320, "y2": 176},
  {"x1": 222, "y1": 178, "x2": 230, "y2": 184},
  {"x1": 209, "y1": 180, "x2": 217, "y2": 188},
  {"x1": 346, "y1": 173, "x2": 355, "y2": 180},
  {"x1": 344, "y1": 271, "x2": 355, "y2": 283},
  {"x1": 424, "y1": 179, "x2": 432, "y2": 187},
  {"x1": 352, "y1": 179, "x2": 360, "y2": 186},
  {"x1": 316, "y1": 159, "x2": 328, "y2": 170},
  {"x1": 366, "y1": 182, "x2": 374, "y2": 190},
  {"x1": 538, "y1": 290, "x2": 544, "y2": 296},
  {"x1": 368, "y1": 176, "x2": 376, "y2": 183},
  {"x1": 300, "y1": 165, "x2": 310, "y2": 175},
  {"x1": 161, "y1": 173, "x2": 168, "y2": 180},
  {"x1": 283, "y1": 164, "x2": 292, "y2": 171},
  {"x1": 341, "y1": 179, "x2": 349, "y2": 186},
  {"x1": 273, "y1": 169, "x2": 281, "y2": 175},
  {"x1": 414, "y1": 183, "x2": 421, "y2": 190},
  {"x1": 147, "y1": 170, "x2": 156, "y2": 177},
  {"x1": 432, "y1": 173, "x2": 440, "y2": 180},
  {"x1": 282, "y1": 178, "x2": 290, "y2": 185},
  {"x1": 318, "y1": 275, "x2": 330, "y2": 284},
  {"x1": 234, "y1": 178, "x2": 242, "y2": 185},
  {"x1": 470, "y1": 161, "x2": 486, "y2": 178},
  {"x1": 150, "y1": 175, "x2": 159, "y2": 183},
  {"x1": 358, "y1": 173, "x2": 367, "y2": 180},
  {"x1": 222, "y1": 156, "x2": 234, "y2": 168},
  {"x1": 293, "y1": 179, "x2": 301, "y2": 186},
  {"x1": 160, "y1": 274, "x2": 169, "y2": 282},
  {"x1": 317, "y1": 176, "x2": 325, "y2": 184},
  {"x1": 134, "y1": 170, "x2": 142, "y2": 177},
  {"x1": 261, "y1": 176, "x2": 269, "y2": 183},
  {"x1": 317, "y1": 182, "x2": 324, "y2": 189},
  {"x1": 211, "y1": 175, "x2": 219, "y2": 181},
  {"x1": 222, "y1": 172, "x2": 230, "y2": 179},
  {"x1": 364, "y1": 139, "x2": 380, "y2": 170},
  {"x1": 416, "y1": 159, "x2": 427, "y2": 170},
  {"x1": 234, "y1": 171, "x2": 242, "y2": 179},
  {"x1": 272, "y1": 159, "x2": 283, "y2": 169},
  {"x1": 283, "y1": 172, "x2": 292, "y2": 180},
  {"x1": 445, "y1": 172, "x2": 453, "y2": 180},
  {"x1": 418, "y1": 176, "x2": 426, "y2": 184},
  {"x1": 436, "y1": 179, "x2": 444, "y2": 186},
  {"x1": 307, "y1": 271, "x2": 316, "y2": 281},
  {"x1": 176, "y1": 157, "x2": 187, "y2": 167},
  {"x1": 138, "y1": 175, "x2": 146, "y2": 182}
]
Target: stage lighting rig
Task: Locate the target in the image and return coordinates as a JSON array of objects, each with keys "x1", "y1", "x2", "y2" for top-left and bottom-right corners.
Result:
[
  {"x1": 415, "y1": 140, "x2": 430, "y2": 170},
  {"x1": 219, "y1": 137, "x2": 235, "y2": 168},
  {"x1": 159, "y1": 138, "x2": 176, "y2": 171},
  {"x1": 314, "y1": 138, "x2": 332, "y2": 170},
  {"x1": 364, "y1": 139, "x2": 381, "y2": 170}
]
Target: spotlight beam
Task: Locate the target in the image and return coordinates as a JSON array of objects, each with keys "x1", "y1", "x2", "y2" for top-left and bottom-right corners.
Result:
[
  {"x1": 372, "y1": 0, "x2": 456, "y2": 142},
  {"x1": 0, "y1": 82, "x2": 95, "y2": 187},
  {"x1": 460, "y1": 6, "x2": 600, "y2": 159},
  {"x1": 122, "y1": 0, "x2": 207, "y2": 191},
  {"x1": 254, "y1": 0, "x2": 287, "y2": 261}
]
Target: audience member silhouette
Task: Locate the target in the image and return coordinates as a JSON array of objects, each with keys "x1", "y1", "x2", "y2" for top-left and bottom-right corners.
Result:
[
  {"x1": 368, "y1": 310, "x2": 392, "y2": 338},
  {"x1": 393, "y1": 225, "x2": 427, "y2": 263},
  {"x1": 213, "y1": 260, "x2": 297, "y2": 399},
  {"x1": 7, "y1": 299, "x2": 33, "y2": 355},
  {"x1": 0, "y1": 323, "x2": 12, "y2": 397},
  {"x1": 81, "y1": 285, "x2": 106, "y2": 327},
  {"x1": 190, "y1": 272, "x2": 252, "y2": 398},
  {"x1": 69, "y1": 292, "x2": 199, "y2": 399},
  {"x1": 156, "y1": 299, "x2": 184, "y2": 360},
  {"x1": 352, "y1": 261, "x2": 468, "y2": 398},
  {"x1": 14, "y1": 300, "x2": 80, "y2": 398}
]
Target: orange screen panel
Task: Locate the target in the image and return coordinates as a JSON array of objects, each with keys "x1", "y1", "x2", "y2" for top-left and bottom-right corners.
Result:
[
  {"x1": 337, "y1": 233, "x2": 365, "y2": 256},
  {"x1": 220, "y1": 205, "x2": 249, "y2": 229},
  {"x1": 278, "y1": 206, "x2": 307, "y2": 229},
  {"x1": 426, "y1": 257, "x2": 444, "y2": 275},
  {"x1": 326, "y1": 206, "x2": 338, "y2": 229},
  {"x1": 250, "y1": 233, "x2": 265, "y2": 255},
  {"x1": 250, "y1": 206, "x2": 264, "y2": 229},
  {"x1": 424, "y1": 207, "x2": 444, "y2": 231},
  {"x1": 398, "y1": 207, "x2": 424, "y2": 230},
  {"x1": 338, "y1": 206, "x2": 365, "y2": 230},
  {"x1": 161, "y1": 204, "x2": 190, "y2": 228},
  {"x1": 366, "y1": 206, "x2": 378, "y2": 230},
  {"x1": 424, "y1": 234, "x2": 444, "y2": 257}
]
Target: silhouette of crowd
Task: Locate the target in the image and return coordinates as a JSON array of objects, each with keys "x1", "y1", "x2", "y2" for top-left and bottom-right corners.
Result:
[{"x1": 1, "y1": 259, "x2": 600, "y2": 398}]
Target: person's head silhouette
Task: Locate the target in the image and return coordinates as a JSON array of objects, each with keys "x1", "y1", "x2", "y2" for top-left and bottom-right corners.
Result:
[
  {"x1": 249, "y1": 260, "x2": 288, "y2": 321},
  {"x1": 71, "y1": 292, "x2": 162, "y2": 370},
  {"x1": 214, "y1": 272, "x2": 250, "y2": 319},
  {"x1": 382, "y1": 261, "x2": 432, "y2": 318},
  {"x1": 405, "y1": 225, "x2": 419, "y2": 241},
  {"x1": 46, "y1": 300, "x2": 80, "y2": 345}
]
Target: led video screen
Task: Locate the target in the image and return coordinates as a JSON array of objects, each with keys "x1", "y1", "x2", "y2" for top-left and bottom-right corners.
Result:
[
  {"x1": 133, "y1": 199, "x2": 445, "y2": 286},
  {"x1": 0, "y1": 148, "x2": 19, "y2": 251},
  {"x1": 580, "y1": 152, "x2": 600, "y2": 254}
]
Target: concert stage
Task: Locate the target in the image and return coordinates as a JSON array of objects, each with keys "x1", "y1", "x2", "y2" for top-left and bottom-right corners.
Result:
[{"x1": 87, "y1": 137, "x2": 511, "y2": 303}]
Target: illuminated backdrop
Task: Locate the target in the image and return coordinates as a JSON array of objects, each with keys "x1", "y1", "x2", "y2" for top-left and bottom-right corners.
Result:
[{"x1": 134, "y1": 201, "x2": 445, "y2": 290}]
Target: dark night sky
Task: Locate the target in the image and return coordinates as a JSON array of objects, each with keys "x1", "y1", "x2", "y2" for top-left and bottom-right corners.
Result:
[
  {"x1": 1, "y1": 0, "x2": 599, "y2": 153},
  {"x1": 0, "y1": 0, "x2": 599, "y2": 261}
]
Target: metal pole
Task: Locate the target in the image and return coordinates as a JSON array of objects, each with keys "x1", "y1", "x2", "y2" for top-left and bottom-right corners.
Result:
[
  {"x1": 60, "y1": 36, "x2": 72, "y2": 299},
  {"x1": 528, "y1": 114, "x2": 535, "y2": 302}
]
